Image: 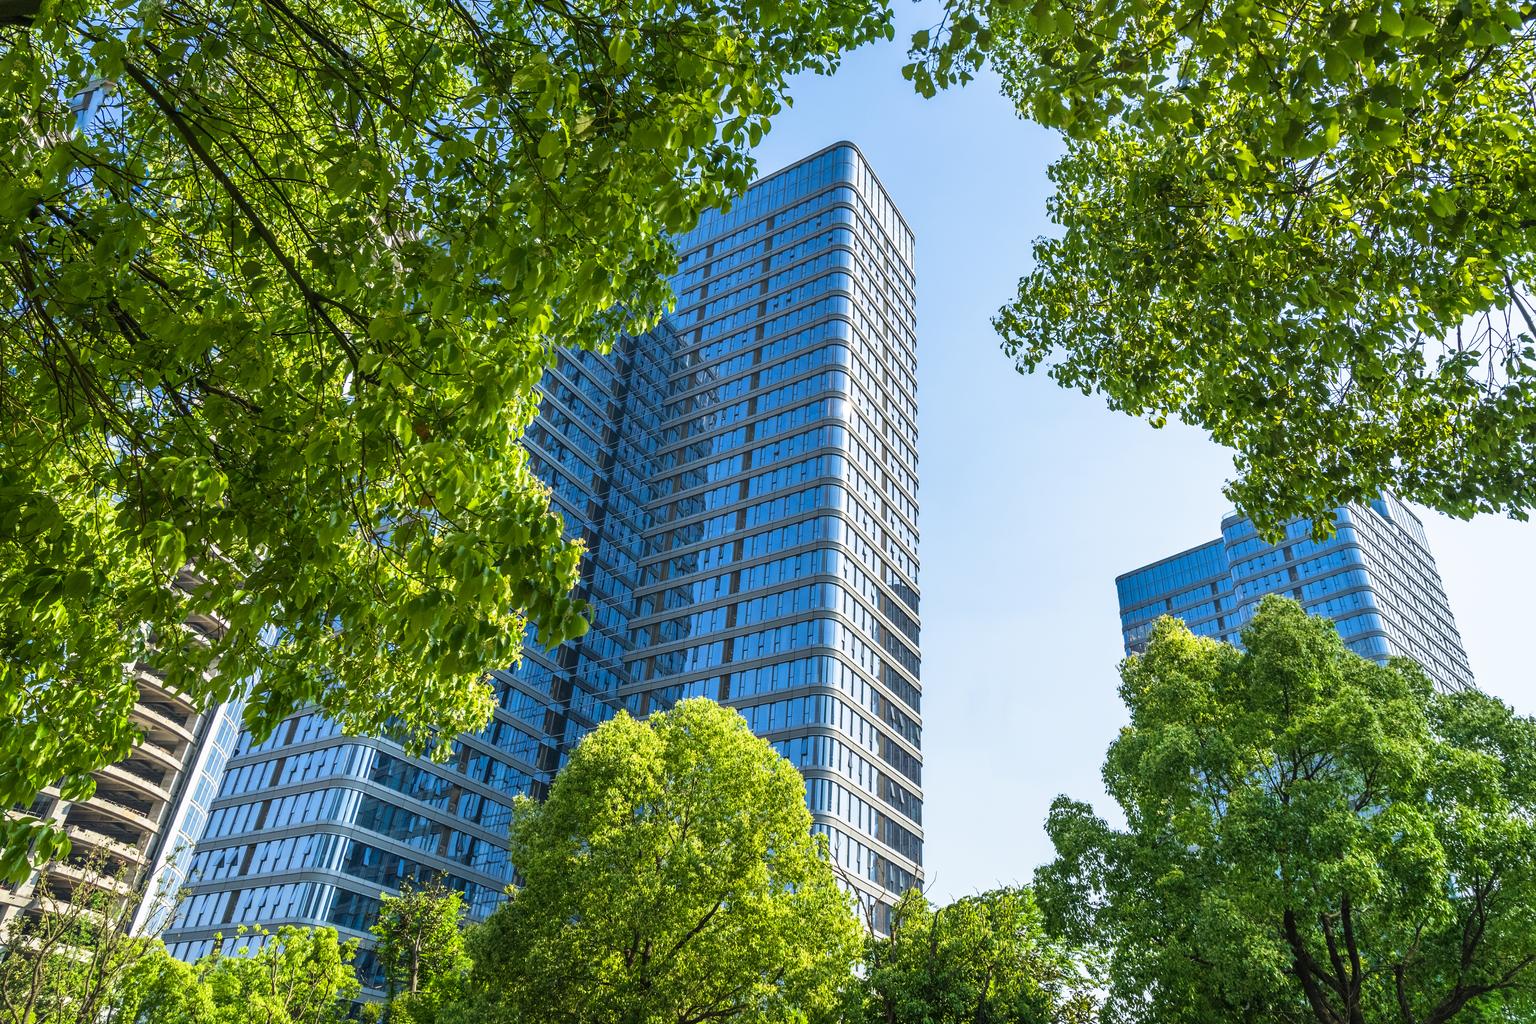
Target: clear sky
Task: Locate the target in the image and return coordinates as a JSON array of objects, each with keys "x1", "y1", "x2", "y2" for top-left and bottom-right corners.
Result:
[{"x1": 748, "y1": 9, "x2": 1536, "y2": 903}]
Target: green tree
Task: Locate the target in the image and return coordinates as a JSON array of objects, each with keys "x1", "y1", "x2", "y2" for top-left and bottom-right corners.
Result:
[
  {"x1": 371, "y1": 877, "x2": 469, "y2": 1023},
  {"x1": 201, "y1": 927, "x2": 359, "y2": 1024},
  {"x1": 0, "y1": 0, "x2": 891, "y2": 877},
  {"x1": 137, "y1": 925, "x2": 362, "y2": 1024},
  {"x1": 0, "y1": 857, "x2": 163, "y2": 1024},
  {"x1": 457, "y1": 698, "x2": 862, "y2": 1024},
  {"x1": 118, "y1": 952, "x2": 215, "y2": 1024},
  {"x1": 908, "y1": 0, "x2": 1536, "y2": 533},
  {"x1": 1035, "y1": 597, "x2": 1536, "y2": 1024},
  {"x1": 0, "y1": 854, "x2": 359, "y2": 1024},
  {"x1": 854, "y1": 887, "x2": 1098, "y2": 1024}
]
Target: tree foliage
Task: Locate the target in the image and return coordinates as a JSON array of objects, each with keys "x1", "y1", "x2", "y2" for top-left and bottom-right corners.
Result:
[
  {"x1": 179, "y1": 926, "x2": 360, "y2": 1024},
  {"x1": 909, "y1": 0, "x2": 1536, "y2": 533},
  {"x1": 370, "y1": 877, "x2": 469, "y2": 1023},
  {"x1": 0, "y1": 855, "x2": 358, "y2": 1024},
  {"x1": 0, "y1": 858, "x2": 164, "y2": 1024},
  {"x1": 104, "y1": 925, "x2": 362, "y2": 1024},
  {"x1": 457, "y1": 698, "x2": 863, "y2": 1024},
  {"x1": 0, "y1": 0, "x2": 891, "y2": 876},
  {"x1": 853, "y1": 887, "x2": 1098, "y2": 1024},
  {"x1": 1035, "y1": 598, "x2": 1536, "y2": 1024}
]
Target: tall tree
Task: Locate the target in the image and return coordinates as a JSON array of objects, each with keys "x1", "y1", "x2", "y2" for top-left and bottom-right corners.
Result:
[
  {"x1": 190, "y1": 926, "x2": 360, "y2": 1024},
  {"x1": 908, "y1": 0, "x2": 1536, "y2": 533},
  {"x1": 853, "y1": 887, "x2": 1098, "y2": 1024},
  {"x1": 0, "y1": 855, "x2": 361, "y2": 1024},
  {"x1": 0, "y1": 857, "x2": 163, "y2": 1024},
  {"x1": 1035, "y1": 598, "x2": 1536, "y2": 1024},
  {"x1": 457, "y1": 698, "x2": 863, "y2": 1024},
  {"x1": 118, "y1": 925, "x2": 362, "y2": 1024},
  {"x1": 370, "y1": 877, "x2": 469, "y2": 1023},
  {"x1": 0, "y1": 0, "x2": 891, "y2": 876}
]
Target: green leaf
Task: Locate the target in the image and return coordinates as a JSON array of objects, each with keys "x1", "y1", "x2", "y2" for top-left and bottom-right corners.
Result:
[
  {"x1": 1041, "y1": 600, "x2": 1536, "y2": 1022},
  {"x1": 607, "y1": 33, "x2": 632, "y2": 66},
  {"x1": 149, "y1": 522, "x2": 186, "y2": 569},
  {"x1": 459, "y1": 701, "x2": 864, "y2": 1024},
  {"x1": 916, "y1": 0, "x2": 1536, "y2": 531},
  {"x1": 0, "y1": 0, "x2": 891, "y2": 881}
]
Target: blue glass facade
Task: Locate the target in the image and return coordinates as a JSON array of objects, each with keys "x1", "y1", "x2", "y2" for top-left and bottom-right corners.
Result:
[
  {"x1": 1117, "y1": 494, "x2": 1474, "y2": 690},
  {"x1": 627, "y1": 145, "x2": 923, "y2": 924},
  {"x1": 162, "y1": 331, "x2": 671, "y2": 976},
  {"x1": 162, "y1": 144, "x2": 922, "y2": 974}
]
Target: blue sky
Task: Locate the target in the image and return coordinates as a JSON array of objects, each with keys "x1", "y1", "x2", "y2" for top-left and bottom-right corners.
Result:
[{"x1": 749, "y1": 9, "x2": 1536, "y2": 903}]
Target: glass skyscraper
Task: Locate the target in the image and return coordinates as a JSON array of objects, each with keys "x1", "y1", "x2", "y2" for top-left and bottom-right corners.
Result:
[
  {"x1": 633, "y1": 144, "x2": 923, "y2": 924},
  {"x1": 163, "y1": 330, "x2": 675, "y2": 977},
  {"x1": 162, "y1": 143, "x2": 923, "y2": 976},
  {"x1": 1117, "y1": 493, "x2": 1474, "y2": 690}
]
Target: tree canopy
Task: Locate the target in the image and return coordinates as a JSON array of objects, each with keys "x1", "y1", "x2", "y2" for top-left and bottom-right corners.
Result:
[
  {"x1": 909, "y1": 0, "x2": 1536, "y2": 533},
  {"x1": 138, "y1": 926, "x2": 361, "y2": 1024},
  {"x1": 370, "y1": 877, "x2": 469, "y2": 1023},
  {"x1": 853, "y1": 887, "x2": 1098, "y2": 1024},
  {"x1": 457, "y1": 698, "x2": 863, "y2": 1024},
  {"x1": 0, "y1": 0, "x2": 890, "y2": 876},
  {"x1": 0, "y1": 858, "x2": 162, "y2": 1024},
  {"x1": 0, "y1": 857, "x2": 360, "y2": 1024},
  {"x1": 1036, "y1": 598, "x2": 1536, "y2": 1024},
  {"x1": 206, "y1": 928, "x2": 358, "y2": 1024}
]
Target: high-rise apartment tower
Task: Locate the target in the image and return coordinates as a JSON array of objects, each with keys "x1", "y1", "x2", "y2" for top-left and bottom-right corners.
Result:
[
  {"x1": 162, "y1": 143, "x2": 923, "y2": 977},
  {"x1": 1117, "y1": 494, "x2": 1474, "y2": 690},
  {"x1": 631, "y1": 143, "x2": 923, "y2": 923},
  {"x1": 2, "y1": 575, "x2": 242, "y2": 937}
]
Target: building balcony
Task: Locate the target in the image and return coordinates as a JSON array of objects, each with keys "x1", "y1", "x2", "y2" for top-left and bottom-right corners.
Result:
[
  {"x1": 65, "y1": 821, "x2": 148, "y2": 864},
  {"x1": 95, "y1": 762, "x2": 172, "y2": 805},
  {"x1": 132, "y1": 735, "x2": 184, "y2": 774},
  {"x1": 71, "y1": 791, "x2": 160, "y2": 838},
  {"x1": 130, "y1": 701, "x2": 196, "y2": 749},
  {"x1": 132, "y1": 666, "x2": 202, "y2": 718}
]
